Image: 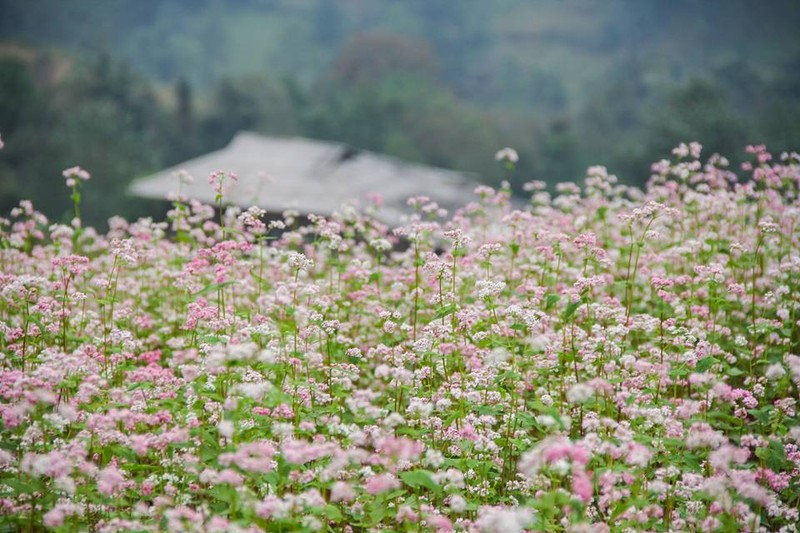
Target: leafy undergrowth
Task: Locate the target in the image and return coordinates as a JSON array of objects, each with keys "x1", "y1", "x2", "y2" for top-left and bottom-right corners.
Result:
[{"x1": 1, "y1": 144, "x2": 799, "y2": 532}]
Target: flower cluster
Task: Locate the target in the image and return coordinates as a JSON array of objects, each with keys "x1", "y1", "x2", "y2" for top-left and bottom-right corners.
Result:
[
  {"x1": 0, "y1": 143, "x2": 799, "y2": 531},
  {"x1": 62, "y1": 166, "x2": 91, "y2": 188}
]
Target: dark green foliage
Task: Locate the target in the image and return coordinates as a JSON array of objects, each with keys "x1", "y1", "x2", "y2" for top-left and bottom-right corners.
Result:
[
  {"x1": 0, "y1": 55, "x2": 169, "y2": 227},
  {"x1": 1, "y1": 0, "x2": 799, "y2": 225}
]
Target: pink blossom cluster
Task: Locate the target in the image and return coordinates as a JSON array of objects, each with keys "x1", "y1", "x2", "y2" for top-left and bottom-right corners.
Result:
[{"x1": 0, "y1": 143, "x2": 799, "y2": 530}]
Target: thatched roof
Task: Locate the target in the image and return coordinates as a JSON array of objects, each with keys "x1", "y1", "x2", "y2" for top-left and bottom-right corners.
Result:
[{"x1": 128, "y1": 132, "x2": 477, "y2": 225}]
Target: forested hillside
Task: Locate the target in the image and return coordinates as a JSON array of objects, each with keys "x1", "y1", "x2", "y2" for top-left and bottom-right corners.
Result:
[{"x1": 1, "y1": 0, "x2": 799, "y2": 226}]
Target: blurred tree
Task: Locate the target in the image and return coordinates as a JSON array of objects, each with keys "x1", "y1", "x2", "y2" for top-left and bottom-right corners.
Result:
[
  {"x1": 0, "y1": 57, "x2": 58, "y2": 214},
  {"x1": 176, "y1": 76, "x2": 193, "y2": 136},
  {"x1": 157, "y1": 76, "x2": 201, "y2": 165},
  {"x1": 201, "y1": 74, "x2": 300, "y2": 148},
  {"x1": 539, "y1": 117, "x2": 580, "y2": 184},
  {"x1": 569, "y1": 58, "x2": 650, "y2": 183},
  {"x1": 313, "y1": 0, "x2": 344, "y2": 47},
  {"x1": 645, "y1": 78, "x2": 746, "y2": 163},
  {"x1": 327, "y1": 32, "x2": 439, "y2": 89},
  {"x1": 407, "y1": 0, "x2": 489, "y2": 93},
  {"x1": 0, "y1": 54, "x2": 167, "y2": 227},
  {"x1": 753, "y1": 54, "x2": 800, "y2": 155},
  {"x1": 0, "y1": 59, "x2": 35, "y2": 130},
  {"x1": 3, "y1": 0, "x2": 800, "y2": 219}
]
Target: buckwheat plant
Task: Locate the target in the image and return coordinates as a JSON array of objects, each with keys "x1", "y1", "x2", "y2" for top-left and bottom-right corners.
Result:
[
  {"x1": 62, "y1": 166, "x2": 90, "y2": 249},
  {"x1": 1, "y1": 147, "x2": 799, "y2": 532},
  {"x1": 209, "y1": 170, "x2": 238, "y2": 235}
]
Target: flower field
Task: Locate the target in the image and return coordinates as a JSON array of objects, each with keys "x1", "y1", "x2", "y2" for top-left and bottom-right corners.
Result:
[{"x1": 1, "y1": 143, "x2": 799, "y2": 532}]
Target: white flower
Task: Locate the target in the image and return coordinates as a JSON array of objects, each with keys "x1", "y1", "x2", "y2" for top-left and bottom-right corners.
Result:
[
  {"x1": 172, "y1": 169, "x2": 194, "y2": 184},
  {"x1": 476, "y1": 280, "x2": 506, "y2": 299},
  {"x1": 217, "y1": 420, "x2": 234, "y2": 439},
  {"x1": 536, "y1": 415, "x2": 557, "y2": 428},
  {"x1": 383, "y1": 412, "x2": 405, "y2": 428},
  {"x1": 424, "y1": 449, "x2": 444, "y2": 468},
  {"x1": 476, "y1": 506, "x2": 534, "y2": 533},
  {"x1": 765, "y1": 364, "x2": 786, "y2": 381},
  {"x1": 487, "y1": 347, "x2": 510, "y2": 367},
  {"x1": 494, "y1": 147, "x2": 519, "y2": 163},
  {"x1": 286, "y1": 251, "x2": 313, "y2": 271},
  {"x1": 551, "y1": 458, "x2": 570, "y2": 475},
  {"x1": 62, "y1": 166, "x2": 91, "y2": 182},
  {"x1": 566, "y1": 383, "x2": 594, "y2": 404},
  {"x1": 300, "y1": 516, "x2": 322, "y2": 531},
  {"x1": 449, "y1": 494, "x2": 467, "y2": 513},
  {"x1": 758, "y1": 218, "x2": 779, "y2": 234}
]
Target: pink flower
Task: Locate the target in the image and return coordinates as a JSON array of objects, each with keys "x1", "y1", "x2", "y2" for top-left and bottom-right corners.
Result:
[
  {"x1": 272, "y1": 403, "x2": 294, "y2": 419},
  {"x1": 572, "y1": 469, "x2": 593, "y2": 504},
  {"x1": 366, "y1": 191, "x2": 384, "y2": 207},
  {"x1": 20, "y1": 451, "x2": 72, "y2": 479},
  {"x1": 218, "y1": 441, "x2": 277, "y2": 473},
  {"x1": 709, "y1": 445, "x2": 749, "y2": 473},
  {"x1": 281, "y1": 439, "x2": 334, "y2": 465},
  {"x1": 208, "y1": 170, "x2": 238, "y2": 195},
  {"x1": 130, "y1": 434, "x2": 150, "y2": 456},
  {"x1": 376, "y1": 436, "x2": 424, "y2": 465},
  {"x1": 364, "y1": 473, "x2": 401, "y2": 495},
  {"x1": 396, "y1": 505, "x2": 419, "y2": 524},
  {"x1": 97, "y1": 465, "x2": 125, "y2": 496},
  {"x1": 62, "y1": 166, "x2": 91, "y2": 187},
  {"x1": 625, "y1": 443, "x2": 652, "y2": 467},
  {"x1": 51, "y1": 254, "x2": 90, "y2": 277},
  {"x1": 330, "y1": 481, "x2": 355, "y2": 503},
  {"x1": 43, "y1": 507, "x2": 65, "y2": 527},
  {"x1": 426, "y1": 515, "x2": 454, "y2": 532},
  {"x1": 256, "y1": 495, "x2": 289, "y2": 520},
  {"x1": 217, "y1": 469, "x2": 244, "y2": 486}
]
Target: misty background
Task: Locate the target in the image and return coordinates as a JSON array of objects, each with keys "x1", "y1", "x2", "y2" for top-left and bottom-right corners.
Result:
[{"x1": 1, "y1": 0, "x2": 799, "y2": 227}]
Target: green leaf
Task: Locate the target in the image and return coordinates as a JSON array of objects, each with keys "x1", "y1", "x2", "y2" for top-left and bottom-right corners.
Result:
[
  {"x1": 545, "y1": 293, "x2": 559, "y2": 311},
  {"x1": 696, "y1": 356, "x2": 720, "y2": 372},
  {"x1": 562, "y1": 297, "x2": 588, "y2": 321},
  {"x1": 208, "y1": 485, "x2": 236, "y2": 504},
  {"x1": 762, "y1": 440, "x2": 791, "y2": 471},
  {"x1": 324, "y1": 504, "x2": 343, "y2": 521},
  {"x1": 443, "y1": 410, "x2": 462, "y2": 427},
  {"x1": 395, "y1": 426, "x2": 426, "y2": 439},
  {"x1": 475, "y1": 405, "x2": 501, "y2": 416},
  {"x1": 193, "y1": 280, "x2": 239, "y2": 297},
  {"x1": 399, "y1": 470, "x2": 442, "y2": 494},
  {"x1": 726, "y1": 366, "x2": 745, "y2": 377},
  {"x1": 1, "y1": 477, "x2": 43, "y2": 494},
  {"x1": 201, "y1": 335, "x2": 229, "y2": 345},
  {"x1": 748, "y1": 407, "x2": 771, "y2": 424},
  {"x1": 515, "y1": 411, "x2": 537, "y2": 430},
  {"x1": 610, "y1": 499, "x2": 635, "y2": 520},
  {"x1": 433, "y1": 303, "x2": 457, "y2": 320},
  {"x1": 365, "y1": 503, "x2": 388, "y2": 526}
]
